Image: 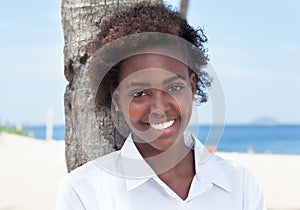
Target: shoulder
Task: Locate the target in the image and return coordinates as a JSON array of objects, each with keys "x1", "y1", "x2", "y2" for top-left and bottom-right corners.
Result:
[
  {"x1": 56, "y1": 151, "x2": 122, "y2": 209},
  {"x1": 209, "y1": 153, "x2": 258, "y2": 185},
  {"x1": 58, "y1": 150, "x2": 123, "y2": 197},
  {"x1": 62, "y1": 161, "x2": 101, "y2": 186},
  {"x1": 208, "y1": 154, "x2": 266, "y2": 209},
  {"x1": 210, "y1": 154, "x2": 248, "y2": 174},
  {"x1": 63, "y1": 150, "x2": 121, "y2": 185},
  {"x1": 199, "y1": 152, "x2": 261, "y2": 192}
]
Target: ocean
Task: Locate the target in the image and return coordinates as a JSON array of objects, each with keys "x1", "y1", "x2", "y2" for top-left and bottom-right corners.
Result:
[
  {"x1": 22, "y1": 124, "x2": 300, "y2": 155},
  {"x1": 195, "y1": 125, "x2": 300, "y2": 155}
]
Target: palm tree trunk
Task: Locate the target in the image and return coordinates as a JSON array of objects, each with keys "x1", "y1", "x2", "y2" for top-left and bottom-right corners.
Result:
[
  {"x1": 180, "y1": 0, "x2": 189, "y2": 18},
  {"x1": 61, "y1": 0, "x2": 162, "y2": 172}
]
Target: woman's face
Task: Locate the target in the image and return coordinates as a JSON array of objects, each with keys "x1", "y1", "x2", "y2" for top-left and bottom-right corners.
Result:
[{"x1": 113, "y1": 53, "x2": 196, "y2": 154}]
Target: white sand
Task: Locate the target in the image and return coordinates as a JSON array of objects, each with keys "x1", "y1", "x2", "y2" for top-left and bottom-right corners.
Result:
[
  {"x1": 218, "y1": 152, "x2": 300, "y2": 210},
  {"x1": 0, "y1": 132, "x2": 299, "y2": 210},
  {"x1": 0, "y1": 133, "x2": 67, "y2": 210}
]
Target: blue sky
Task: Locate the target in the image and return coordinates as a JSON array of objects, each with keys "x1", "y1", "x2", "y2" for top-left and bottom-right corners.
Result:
[{"x1": 0, "y1": 0, "x2": 299, "y2": 125}]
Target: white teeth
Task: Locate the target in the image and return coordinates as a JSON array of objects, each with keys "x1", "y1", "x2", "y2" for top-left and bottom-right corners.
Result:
[{"x1": 150, "y1": 120, "x2": 175, "y2": 130}]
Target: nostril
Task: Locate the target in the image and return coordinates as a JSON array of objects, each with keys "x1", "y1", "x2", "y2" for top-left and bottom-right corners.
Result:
[
  {"x1": 151, "y1": 113, "x2": 165, "y2": 119},
  {"x1": 149, "y1": 109, "x2": 167, "y2": 121}
]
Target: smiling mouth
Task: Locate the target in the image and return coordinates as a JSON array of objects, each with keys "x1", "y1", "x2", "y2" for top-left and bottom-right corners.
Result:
[{"x1": 149, "y1": 120, "x2": 175, "y2": 130}]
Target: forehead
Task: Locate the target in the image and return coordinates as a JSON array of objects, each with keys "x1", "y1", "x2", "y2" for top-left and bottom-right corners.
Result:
[{"x1": 118, "y1": 53, "x2": 189, "y2": 83}]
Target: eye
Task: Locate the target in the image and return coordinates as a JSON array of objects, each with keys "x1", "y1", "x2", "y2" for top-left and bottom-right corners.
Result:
[
  {"x1": 166, "y1": 84, "x2": 185, "y2": 92},
  {"x1": 129, "y1": 90, "x2": 148, "y2": 98}
]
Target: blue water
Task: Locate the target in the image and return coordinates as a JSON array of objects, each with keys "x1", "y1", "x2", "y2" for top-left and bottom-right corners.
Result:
[
  {"x1": 195, "y1": 125, "x2": 300, "y2": 155},
  {"x1": 23, "y1": 125, "x2": 65, "y2": 141},
  {"x1": 22, "y1": 125, "x2": 300, "y2": 155}
]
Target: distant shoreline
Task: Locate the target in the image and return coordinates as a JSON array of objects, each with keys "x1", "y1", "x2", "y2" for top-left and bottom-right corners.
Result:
[{"x1": 6, "y1": 124, "x2": 298, "y2": 156}]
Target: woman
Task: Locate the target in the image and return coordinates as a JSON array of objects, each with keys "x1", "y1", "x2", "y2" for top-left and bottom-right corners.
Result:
[{"x1": 57, "y1": 2, "x2": 266, "y2": 209}]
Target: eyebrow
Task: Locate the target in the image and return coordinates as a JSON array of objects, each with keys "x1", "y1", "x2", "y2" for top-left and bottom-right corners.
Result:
[
  {"x1": 125, "y1": 82, "x2": 151, "y2": 88},
  {"x1": 162, "y1": 75, "x2": 185, "y2": 85},
  {"x1": 125, "y1": 75, "x2": 185, "y2": 88}
]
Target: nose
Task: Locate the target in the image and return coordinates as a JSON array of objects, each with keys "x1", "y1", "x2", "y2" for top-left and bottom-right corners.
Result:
[
  {"x1": 150, "y1": 109, "x2": 166, "y2": 120},
  {"x1": 149, "y1": 89, "x2": 172, "y2": 117}
]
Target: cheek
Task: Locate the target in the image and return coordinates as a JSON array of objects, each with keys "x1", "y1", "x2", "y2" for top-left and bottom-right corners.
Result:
[
  {"x1": 175, "y1": 91, "x2": 193, "y2": 109},
  {"x1": 121, "y1": 100, "x2": 147, "y2": 124},
  {"x1": 128, "y1": 103, "x2": 145, "y2": 122},
  {"x1": 175, "y1": 93, "x2": 194, "y2": 123}
]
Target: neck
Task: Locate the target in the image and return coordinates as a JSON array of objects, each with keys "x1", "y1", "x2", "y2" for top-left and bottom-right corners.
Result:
[
  {"x1": 134, "y1": 137, "x2": 194, "y2": 176},
  {"x1": 159, "y1": 149, "x2": 195, "y2": 179}
]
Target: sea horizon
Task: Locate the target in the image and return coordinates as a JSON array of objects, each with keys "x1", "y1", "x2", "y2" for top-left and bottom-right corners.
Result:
[{"x1": 14, "y1": 124, "x2": 300, "y2": 155}]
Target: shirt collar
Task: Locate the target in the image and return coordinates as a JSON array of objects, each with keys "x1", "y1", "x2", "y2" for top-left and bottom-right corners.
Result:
[
  {"x1": 121, "y1": 132, "x2": 231, "y2": 192},
  {"x1": 191, "y1": 133, "x2": 231, "y2": 192},
  {"x1": 120, "y1": 134, "x2": 156, "y2": 191}
]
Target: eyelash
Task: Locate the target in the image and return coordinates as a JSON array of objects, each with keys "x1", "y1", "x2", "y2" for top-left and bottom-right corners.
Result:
[
  {"x1": 129, "y1": 90, "x2": 148, "y2": 98},
  {"x1": 166, "y1": 84, "x2": 185, "y2": 92},
  {"x1": 129, "y1": 84, "x2": 185, "y2": 98}
]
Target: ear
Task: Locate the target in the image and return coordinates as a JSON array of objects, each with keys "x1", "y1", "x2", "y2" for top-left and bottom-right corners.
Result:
[
  {"x1": 110, "y1": 87, "x2": 120, "y2": 111},
  {"x1": 189, "y1": 73, "x2": 197, "y2": 97}
]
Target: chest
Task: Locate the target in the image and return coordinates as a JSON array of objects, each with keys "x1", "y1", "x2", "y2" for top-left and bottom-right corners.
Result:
[
  {"x1": 81, "y1": 177, "x2": 242, "y2": 210},
  {"x1": 159, "y1": 175, "x2": 194, "y2": 200}
]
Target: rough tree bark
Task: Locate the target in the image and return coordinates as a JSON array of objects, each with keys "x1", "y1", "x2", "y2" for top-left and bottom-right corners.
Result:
[{"x1": 61, "y1": 0, "x2": 162, "y2": 172}]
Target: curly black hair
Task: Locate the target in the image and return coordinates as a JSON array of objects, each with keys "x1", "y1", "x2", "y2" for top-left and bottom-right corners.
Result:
[{"x1": 87, "y1": 1, "x2": 212, "y2": 107}]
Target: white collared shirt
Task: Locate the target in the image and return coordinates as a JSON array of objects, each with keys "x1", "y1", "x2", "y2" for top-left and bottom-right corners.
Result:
[{"x1": 57, "y1": 133, "x2": 266, "y2": 210}]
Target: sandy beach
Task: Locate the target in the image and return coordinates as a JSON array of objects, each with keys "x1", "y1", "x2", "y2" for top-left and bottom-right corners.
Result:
[
  {"x1": 218, "y1": 152, "x2": 300, "y2": 210},
  {"x1": 0, "y1": 132, "x2": 299, "y2": 210},
  {"x1": 0, "y1": 133, "x2": 67, "y2": 210}
]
